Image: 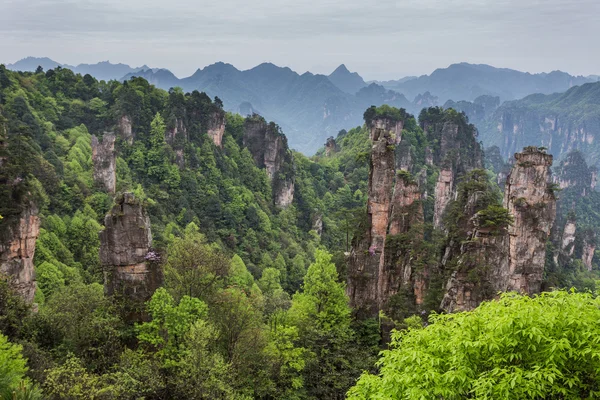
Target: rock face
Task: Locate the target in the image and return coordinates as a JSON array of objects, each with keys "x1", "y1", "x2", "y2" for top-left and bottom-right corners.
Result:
[
  {"x1": 243, "y1": 114, "x2": 295, "y2": 207},
  {"x1": 479, "y1": 83, "x2": 600, "y2": 168},
  {"x1": 325, "y1": 136, "x2": 337, "y2": 156},
  {"x1": 442, "y1": 148, "x2": 556, "y2": 312},
  {"x1": 560, "y1": 219, "x2": 577, "y2": 257},
  {"x1": 502, "y1": 148, "x2": 556, "y2": 294},
  {"x1": 420, "y1": 108, "x2": 483, "y2": 229},
  {"x1": 91, "y1": 134, "x2": 116, "y2": 194},
  {"x1": 346, "y1": 116, "x2": 397, "y2": 317},
  {"x1": 441, "y1": 227, "x2": 508, "y2": 313},
  {"x1": 118, "y1": 115, "x2": 134, "y2": 144},
  {"x1": 166, "y1": 118, "x2": 187, "y2": 145},
  {"x1": 346, "y1": 114, "x2": 427, "y2": 317},
  {"x1": 207, "y1": 111, "x2": 226, "y2": 148},
  {"x1": 100, "y1": 193, "x2": 162, "y2": 314},
  {"x1": 582, "y1": 232, "x2": 596, "y2": 271},
  {"x1": 554, "y1": 151, "x2": 595, "y2": 196},
  {"x1": 0, "y1": 205, "x2": 39, "y2": 303},
  {"x1": 433, "y1": 169, "x2": 454, "y2": 228}
]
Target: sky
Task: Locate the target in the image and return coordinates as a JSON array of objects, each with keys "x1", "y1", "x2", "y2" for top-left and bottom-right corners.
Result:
[{"x1": 1, "y1": 0, "x2": 598, "y2": 80}]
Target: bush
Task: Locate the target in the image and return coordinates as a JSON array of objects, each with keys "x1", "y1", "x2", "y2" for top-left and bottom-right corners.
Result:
[{"x1": 349, "y1": 291, "x2": 600, "y2": 399}]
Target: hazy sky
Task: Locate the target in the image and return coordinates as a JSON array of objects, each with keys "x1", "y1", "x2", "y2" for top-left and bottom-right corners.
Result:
[{"x1": 1, "y1": 0, "x2": 598, "y2": 80}]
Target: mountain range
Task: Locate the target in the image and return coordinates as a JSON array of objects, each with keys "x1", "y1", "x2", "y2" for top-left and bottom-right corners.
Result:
[
  {"x1": 4, "y1": 56, "x2": 599, "y2": 154},
  {"x1": 6, "y1": 56, "x2": 150, "y2": 82}
]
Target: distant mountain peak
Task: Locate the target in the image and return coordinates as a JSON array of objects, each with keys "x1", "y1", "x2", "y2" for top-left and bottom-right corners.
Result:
[
  {"x1": 332, "y1": 64, "x2": 350, "y2": 74},
  {"x1": 328, "y1": 64, "x2": 366, "y2": 94}
]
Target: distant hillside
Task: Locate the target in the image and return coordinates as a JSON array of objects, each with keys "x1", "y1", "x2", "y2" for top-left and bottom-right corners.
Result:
[
  {"x1": 479, "y1": 82, "x2": 600, "y2": 167},
  {"x1": 7, "y1": 57, "x2": 595, "y2": 154},
  {"x1": 381, "y1": 63, "x2": 593, "y2": 103},
  {"x1": 123, "y1": 62, "x2": 413, "y2": 154},
  {"x1": 6, "y1": 57, "x2": 149, "y2": 82}
]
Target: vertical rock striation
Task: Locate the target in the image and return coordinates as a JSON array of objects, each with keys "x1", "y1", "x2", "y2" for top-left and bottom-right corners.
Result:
[
  {"x1": 346, "y1": 109, "x2": 425, "y2": 318},
  {"x1": 442, "y1": 148, "x2": 556, "y2": 312},
  {"x1": 91, "y1": 133, "x2": 116, "y2": 194},
  {"x1": 502, "y1": 147, "x2": 556, "y2": 294},
  {"x1": 346, "y1": 115, "x2": 397, "y2": 317},
  {"x1": 420, "y1": 108, "x2": 483, "y2": 229},
  {"x1": 243, "y1": 114, "x2": 295, "y2": 207},
  {"x1": 0, "y1": 205, "x2": 40, "y2": 303},
  {"x1": 582, "y1": 231, "x2": 597, "y2": 271},
  {"x1": 207, "y1": 111, "x2": 226, "y2": 148},
  {"x1": 325, "y1": 136, "x2": 337, "y2": 156},
  {"x1": 118, "y1": 115, "x2": 134, "y2": 144},
  {"x1": 100, "y1": 193, "x2": 162, "y2": 317},
  {"x1": 433, "y1": 169, "x2": 454, "y2": 228}
]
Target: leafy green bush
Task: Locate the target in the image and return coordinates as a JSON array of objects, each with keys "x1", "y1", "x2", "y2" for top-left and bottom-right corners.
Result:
[{"x1": 349, "y1": 291, "x2": 600, "y2": 399}]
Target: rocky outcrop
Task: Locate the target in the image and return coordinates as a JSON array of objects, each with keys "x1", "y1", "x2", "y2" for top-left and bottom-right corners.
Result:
[
  {"x1": 502, "y1": 148, "x2": 556, "y2": 294},
  {"x1": 243, "y1": 115, "x2": 295, "y2": 208},
  {"x1": 384, "y1": 173, "x2": 425, "y2": 307},
  {"x1": 346, "y1": 115, "x2": 397, "y2": 317},
  {"x1": 420, "y1": 108, "x2": 483, "y2": 229},
  {"x1": 91, "y1": 134, "x2": 116, "y2": 194},
  {"x1": 433, "y1": 169, "x2": 454, "y2": 229},
  {"x1": 440, "y1": 170, "x2": 510, "y2": 312},
  {"x1": 325, "y1": 136, "x2": 337, "y2": 156},
  {"x1": 582, "y1": 231, "x2": 596, "y2": 271},
  {"x1": 479, "y1": 83, "x2": 600, "y2": 165},
  {"x1": 560, "y1": 219, "x2": 577, "y2": 257},
  {"x1": 442, "y1": 148, "x2": 556, "y2": 312},
  {"x1": 0, "y1": 205, "x2": 39, "y2": 303},
  {"x1": 554, "y1": 151, "x2": 594, "y2": 196},
  {"x1": 207, "y1": 111, "x2": 226, "y2": 148},
  {"x1": 118, "y1": 115, "x2": 133, "y2": 144},
  {"x1": 100, "y1": 193, "x2": 162, "y2": 316},
  {"x1": 388, "y1": 174, "x2": 422, "y2": 236},
  {"x1": 346, "y1": 111, "x2": 428, "y2": 318},
  {"x1": 166, "y1": 118, "x2": 187, "y2": 145}
]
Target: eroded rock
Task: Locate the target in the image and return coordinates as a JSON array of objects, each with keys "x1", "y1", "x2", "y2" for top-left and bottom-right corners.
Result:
[
  {"x1": 0, "y1": 205, "x2": 39, "y2": 303},
  {"x1": 91, "y1": 133, "x2": 116, "y2": 194},
  {"x1": 100, "y1": 193, "x2": 162, "y2": 316}
]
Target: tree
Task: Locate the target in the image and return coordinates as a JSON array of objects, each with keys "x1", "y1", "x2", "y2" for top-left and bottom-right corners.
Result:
[
  {"x1": 164, "y1": 223, "x2": 230, "y2": 302},
  {"x1": 258, "y1": 268, "x2": 290, "y2": 316},
  {"x1": 287, "y1": 249, "x2": 360, "y2": 399},
  {"x1": 349, "y1": 291, "x2": 600, "y2": 399},
  {"x1": 0, "y1": 333, "x2": 27, "y2": 393},
  {"x1": 0, "y1": 333, "x2": 41, "y2": 399},
  {"x1": 136, "y1": 287, "x2": 208, "y2": 368}
]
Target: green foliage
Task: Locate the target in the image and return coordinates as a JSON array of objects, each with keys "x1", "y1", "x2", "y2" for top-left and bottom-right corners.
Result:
[
  {"x1": 349, "y1": 291, "x2": 600, "y2": 399},
  {"x1": 137, "y1": 287, "x2": 208, "y2": 367},
  {"x1": 0, "y1": 333, "x2": 28, "y2": 395}
]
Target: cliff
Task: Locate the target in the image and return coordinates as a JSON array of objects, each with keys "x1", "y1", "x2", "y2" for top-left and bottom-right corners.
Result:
[
  {"x1": 582, "y1": 230, "x2": 597, "y2": 271},
  {"x1": 99, "y1": 193, "x2": 162, "y2": 316},
  {"x1": 502, "y1": 148, "x2": 556, "y2": 294},
  {"x1": 420, "y1": 107, "x2": 483, "y2": 229},
  {"x1": 440, "y1": 170, "x2": 509, "y2": 312},
  {"x1": 442, "y1": 148, "x2": 556, "y2": 311},
  {"x1": 0, "y1": 204, "x2": 39, "y2": 303},
  {"x1": 207, "y1": 111, "x2": 226, "y2": 148},
  {"x1": 118, "y1": 115, "x2": 134, "y2": 144},
  {"x1": 479, "y1": 82, "x2": 600, "y2": 168},
  {"x1": 325, "y1": 136, "x2": 337, "y2": 156},
  {"x1": 346, "y1": 108, "x2": 422, "y2": 317},
  {"x1": 243, "y1": 114, "x2": 295, "y2": 207},
  {"x1": 91, "y1": 133, "x2": 116, "y2": 193}
]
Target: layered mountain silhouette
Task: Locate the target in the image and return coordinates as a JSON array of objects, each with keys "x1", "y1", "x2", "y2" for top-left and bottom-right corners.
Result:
[
  {"x1": 5, "y1": 57, "x2": 597, "y2": 154},
  {"x1": 6, "y1": 57, "x2": 150, "y2": 82},
  {"x1": 378, "y1": 63, "x2": 593, "y2": 103}
]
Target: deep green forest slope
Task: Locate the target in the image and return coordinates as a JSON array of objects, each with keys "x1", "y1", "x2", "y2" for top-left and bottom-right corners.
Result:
[{"x1": 1, "y1": 65, "x2": 600, "y2": 399}]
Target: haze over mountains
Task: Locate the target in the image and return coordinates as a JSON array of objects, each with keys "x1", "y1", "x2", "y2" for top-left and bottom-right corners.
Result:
[{"x1": 5, "y1": 56, "x2": 599, "y2": 154}]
